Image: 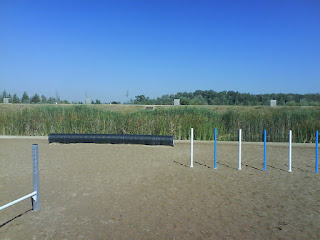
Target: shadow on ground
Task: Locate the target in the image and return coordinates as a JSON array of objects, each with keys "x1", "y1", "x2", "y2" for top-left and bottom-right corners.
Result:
[{"x1": 0, "y1": 209, "x2": 33, "y2": 228}]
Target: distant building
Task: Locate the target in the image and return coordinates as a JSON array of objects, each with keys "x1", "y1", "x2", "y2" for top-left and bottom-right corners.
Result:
[
  {"x1": 270, "y1": 100, "x2": 277, "y2": 107},
  {"x1": 3, "y1": 98, "x2": 10, "y2": 104},
  {"x1": 85, "y1": 98, "x2": 92, "y2": 104},
  {"x1": 174, "y1": 99, "x2": 180, "y2": 106}
]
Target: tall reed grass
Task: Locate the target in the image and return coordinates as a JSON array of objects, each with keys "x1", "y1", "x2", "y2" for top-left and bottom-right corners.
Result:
[{"x1": 0, "y1": 105, "x2": 319, "y2": 142}]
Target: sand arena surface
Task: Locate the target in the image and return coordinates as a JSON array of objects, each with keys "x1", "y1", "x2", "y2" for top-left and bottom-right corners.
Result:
[{"x1": 0, "y1": 138, "x2": 319, "y2": 239}]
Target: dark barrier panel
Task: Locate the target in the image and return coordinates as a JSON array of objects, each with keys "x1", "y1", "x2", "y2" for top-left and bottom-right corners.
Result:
[{"x1": 48, "y1": 134, "x2": 174, "y2": 146}]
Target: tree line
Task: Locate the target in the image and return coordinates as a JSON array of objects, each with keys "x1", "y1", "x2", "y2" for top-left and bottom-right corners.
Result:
[
  {"x1": 1, "y1": 89, "x2": 319, "y2": 106},
  {"x1": 0, "y1": 90, "x2": 103, "y2": 104},
  {"x1": 133, "y1": 90, "x2": 320, "y2": 106}
]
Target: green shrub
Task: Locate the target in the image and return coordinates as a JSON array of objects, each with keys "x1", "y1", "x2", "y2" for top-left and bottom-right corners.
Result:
[{"x1": 0, "y1": 105, "x2": 319, "y2": 143}]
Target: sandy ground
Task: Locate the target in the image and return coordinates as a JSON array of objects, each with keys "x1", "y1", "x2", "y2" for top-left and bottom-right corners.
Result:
[{"x1": 0, "y1": 138, "x2": 319, "y2": 240}]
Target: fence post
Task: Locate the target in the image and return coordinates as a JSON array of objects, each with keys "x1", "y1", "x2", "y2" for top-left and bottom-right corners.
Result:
[
  {"x1": 32, "y1": 144, "x2": 40, "y2": 211},
  {"x1": 190, "y1": 128, "x2": 193, "y2": 168},
  {"x1": 238, "y1": 129, "x2": 242, "y2": 170}
]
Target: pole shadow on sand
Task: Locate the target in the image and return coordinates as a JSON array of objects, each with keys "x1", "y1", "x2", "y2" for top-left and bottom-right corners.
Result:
[
  {"x1": 173, "y1": 160, "x2": 312, "y2": 173},
  {"x1": 0, "y1": 208, "x2": 33, "y2": 228}
]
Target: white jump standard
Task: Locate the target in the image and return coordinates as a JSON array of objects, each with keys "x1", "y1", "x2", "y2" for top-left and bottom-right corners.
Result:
[{"x1": 0, "y1": 144, "x2": 40, "y2": 211}]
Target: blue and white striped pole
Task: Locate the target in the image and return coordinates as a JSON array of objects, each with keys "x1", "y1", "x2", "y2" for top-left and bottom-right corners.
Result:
[
  {"x1": 214, "y1": 128, "x2": 217, "y2": 169},
  {"x1": 263, "y1": 130, "x2": 267, "y2": 171},
  {"x1": 316, "y1": 131, "x2": 318, "y2": 173}
]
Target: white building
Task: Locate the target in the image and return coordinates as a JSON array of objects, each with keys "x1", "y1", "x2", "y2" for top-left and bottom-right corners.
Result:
[
  {"x1": 270, "y1": 100, "x2": 277, "y2": 107},
  {"x1": 3, "y1": 98, "x2": 10, "y2": 104},
  {"x1": 174, "y1": 99, "x2": 180, "y2": 106}
]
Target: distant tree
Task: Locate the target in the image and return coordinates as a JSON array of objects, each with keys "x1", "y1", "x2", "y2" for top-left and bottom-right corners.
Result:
[
  {"x1": 111, "y1": 101, "x2": 120, "y2": 104},
  {"x1": 299, "y1": 99, "x2": 309, "y2": 106},
  {"x1": 47, "y1": 97, "x2": 56, "y2": 104},
  {"x1": 156, "y1": 94, "x2": 175, "y2": 105},
  {"x1": 134, "y1": 95, "x2": 148, "y2": 104},
  {"x1": 12, "y1": 94, "x2": 20, "y2": 103},
  {"x1": 95, "y1": 99, "x2": 101, "y2": 104},
  {"x1": 31, "y1": 93, "x2": 41, "y2": 103},
  {"x1": 2, "y1": 90, "x2": 8, "y2": 98},
  {"x1": 191, "y1": 95, "x2": 207, "y2": 105},
  {"x1": 287, "y1": 101, "x2": 297, "y2": 106},
  {"x1": 21, "y1": 92, "x2": 30, "y2": 103},
  {"x1": 310, "y1": 101, "x2": 319, "y2": 106},
  {"x1": 41, "y1": 95, "x2": 47, "y2": 104},
  {"x1": 180, "y1": 96, "x2": 192, "y2": 105}
]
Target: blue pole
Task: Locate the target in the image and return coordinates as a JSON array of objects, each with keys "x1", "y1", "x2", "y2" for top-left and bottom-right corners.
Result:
[
  {"x1": 263, "y1": 130, "x2": 266, "y2": 171},
  {"x1": 32, "y1": 144, "x2": 40, "y2": 211},
  {"x1": 316, "y1": 131, "x2": 318, "y2": 173},
  {"x1": 214, "y1": 128, "x2": 217, "y2": 169}
]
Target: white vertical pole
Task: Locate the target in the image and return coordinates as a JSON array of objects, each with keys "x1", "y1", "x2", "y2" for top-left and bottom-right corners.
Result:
[
  {"x1": 238, "y1": 129, "x2": 242, "y2": 170},
  {"x1": 190, "y1": 128, "x2": 194, "y2": 168},
  {"x1": 288, "y1": 130, "x2": 292, "y2": 173}
]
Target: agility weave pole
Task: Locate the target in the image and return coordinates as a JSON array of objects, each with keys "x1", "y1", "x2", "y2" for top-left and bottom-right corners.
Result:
[
  {"x1": 0, "y1": 144, "x2": 40, "y2": 211},
  {"x1": 316, "y1": 131, "x2": 318, "y2": 173},
  {"x1": 288, "y1": 130, "x2": 292, "y2": 173},
  {"x1": 190, "y1": 128, "x2": 319, "y2": 173},
  {"x1": 214, "y1": 128, "x2": 217, "y2": 169},
  {"x1": 190, "y1": 128, "x2": 194, "y2": 168},
  {"x1": 238, "y1": 129, "x2": 242, "y2": 170}
]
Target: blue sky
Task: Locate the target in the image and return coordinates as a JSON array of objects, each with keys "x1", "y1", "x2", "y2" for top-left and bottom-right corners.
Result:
[{"x1": 1, "y1": 0, "x2": 319, "y2": 103}]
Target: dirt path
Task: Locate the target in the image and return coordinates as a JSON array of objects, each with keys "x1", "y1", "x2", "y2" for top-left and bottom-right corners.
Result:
[{"x1": 0, "y1": 139, "x2": 319, "y2": 239}]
